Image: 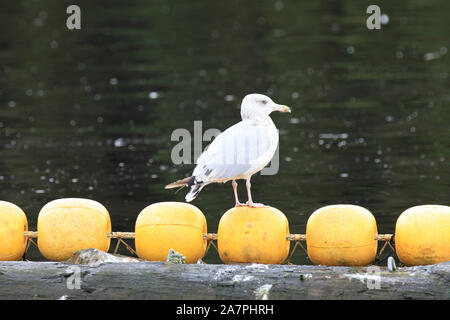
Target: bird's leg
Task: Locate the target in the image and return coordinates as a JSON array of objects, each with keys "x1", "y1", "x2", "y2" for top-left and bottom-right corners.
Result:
[
  {"x1": 245, "y1": 179, "x2": 269, "y2": 208},
  {"x1": 232, "y1": 180, "x2": 245, "y2": 207}
]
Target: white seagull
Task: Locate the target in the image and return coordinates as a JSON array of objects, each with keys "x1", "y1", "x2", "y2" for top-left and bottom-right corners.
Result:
[{"x1": 165, "y1": 93, "x2": 291, "y2": 207}]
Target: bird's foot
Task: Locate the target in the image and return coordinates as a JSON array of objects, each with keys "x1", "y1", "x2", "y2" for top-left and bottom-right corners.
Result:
[
  {"x1": 246, "y1": 201, "x2": 269, "y2": 208},
  {"x1": 235, "y1": 202, "x2": 247, "y2": 207}
]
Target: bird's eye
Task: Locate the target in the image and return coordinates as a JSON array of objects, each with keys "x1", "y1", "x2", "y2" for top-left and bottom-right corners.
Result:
[{"x1": 262, "y1": 100, "x2": 267, "y2": 105}]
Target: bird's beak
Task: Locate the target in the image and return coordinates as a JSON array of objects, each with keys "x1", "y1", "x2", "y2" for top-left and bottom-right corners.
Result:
[{"x1": 273, "y1": 104, "x2": 291, "y2": 113}]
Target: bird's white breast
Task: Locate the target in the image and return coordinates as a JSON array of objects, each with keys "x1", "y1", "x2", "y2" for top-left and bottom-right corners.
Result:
[{"x1": 193, "y1": 117, "x2": 279, "y2": 183}]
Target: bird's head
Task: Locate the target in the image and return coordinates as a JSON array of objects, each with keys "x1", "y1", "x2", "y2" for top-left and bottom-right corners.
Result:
[{"x1": 241, "y1": 93, "x2": 291, "y2": 120}]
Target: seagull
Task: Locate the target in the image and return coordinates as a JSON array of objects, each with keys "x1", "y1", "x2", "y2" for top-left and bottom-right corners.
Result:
[{"x1": 165, "y1": 93, "x2": 291, "y2": 207}]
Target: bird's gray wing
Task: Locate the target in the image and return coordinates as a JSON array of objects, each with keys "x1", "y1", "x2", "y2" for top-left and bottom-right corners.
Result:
[{"x1": 192, "y1": 121, "x2": 275, "y2": 182}]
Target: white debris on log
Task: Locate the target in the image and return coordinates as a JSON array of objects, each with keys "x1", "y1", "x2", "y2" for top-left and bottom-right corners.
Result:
[
  {"x1": 232, "y1": 275, "x2": 255, "y2": 282},
  {"x1": 255, "y1": 284, "x2": 273, "y2": 300},
  {"x1": 66, "y1": 248, "x2": 140, "y2": 267}
]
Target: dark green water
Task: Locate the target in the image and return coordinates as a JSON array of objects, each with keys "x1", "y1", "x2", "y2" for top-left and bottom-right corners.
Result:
[{"x1": 0, "y1": 0, "x2": 448, "y2": 263}]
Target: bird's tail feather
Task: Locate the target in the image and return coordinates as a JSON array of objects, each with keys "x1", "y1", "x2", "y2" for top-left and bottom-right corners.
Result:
[
  {"x1": 165, "y1": 176, "x2": 206, "y2": 202},
  {"x1": 185, "y1": 183, "x2": 206, "y2": 202}
]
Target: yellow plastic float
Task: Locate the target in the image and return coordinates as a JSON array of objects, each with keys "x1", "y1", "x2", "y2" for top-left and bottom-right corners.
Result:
[
  {"x1": 135, "y1": 202, "x2": 207, "y2": 263},
  {"x1": 217, "y1": 206, "x2": 290, "y2": 264},
  {"x1": 0, "y1": 201, "x2": 28, "y2": 261},
  {"x1": 395, "y1": 205, "x2": 450, "y2": 266},
  {"x1": 306, "y1": 204, "x2": 378, "y2": 266},
  {"x1": 37, "y1": 198, "x2": 111, "y2": 261}
]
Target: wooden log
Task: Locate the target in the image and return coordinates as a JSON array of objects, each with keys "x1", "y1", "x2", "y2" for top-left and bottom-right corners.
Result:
[{"x1": 0, "y1": 249, "x2": 448, "y2": 300}]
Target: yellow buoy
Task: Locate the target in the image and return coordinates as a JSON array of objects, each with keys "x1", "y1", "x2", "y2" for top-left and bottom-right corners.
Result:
[
  {"x1": 0, "y1": 201, "x2": 28, "y2": 261},
  {"x1": 306, "y1": 205, "x2": 377, "y2": 266},
  {"x1": 395, "y1": 205, "x2": 450, "y2": 266},
  {"x1": 217, "y1": 206, "x2": 290, "y2": 264},
  {"x1": 135, "y1": 202, "x2": 207, "y2": 263},
  {"x1": 37, "y1": 198, "x2": 111, "y2": 261}
]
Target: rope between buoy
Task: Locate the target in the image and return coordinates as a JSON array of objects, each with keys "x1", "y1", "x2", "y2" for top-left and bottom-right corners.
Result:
[
  {"x1": 22, "y1": 231, "x2": 395, "y2": 262},
  {"x1": 24, "y1": 232, "x2": 394, "y2": 242}
]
